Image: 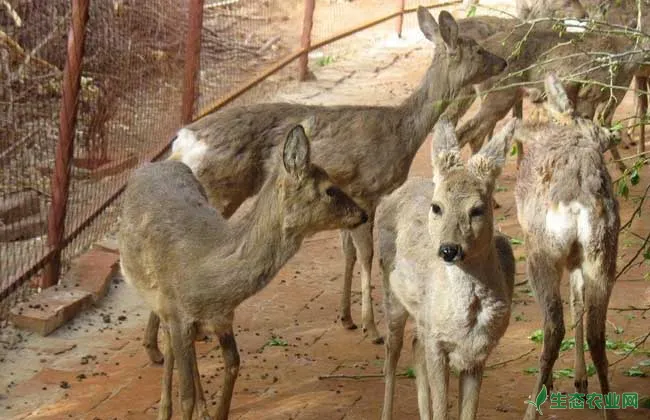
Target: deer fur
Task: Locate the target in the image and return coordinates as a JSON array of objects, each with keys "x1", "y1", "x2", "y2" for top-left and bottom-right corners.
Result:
[
  {"x1": 377, "y1": 119, "x2": 515, "y2": 420},
  {"x1": 118, "y1": 125, "x2": 367, "y2": 420},
  {"x1": 514, "y1": 74, "x2": 620, "y2": 420},
  {"x1": 140, "y1": 6, "x2": 508, "y2": 362},
  {"x1": 516, "y1": 0, "x2": 588, "y2": 19}
]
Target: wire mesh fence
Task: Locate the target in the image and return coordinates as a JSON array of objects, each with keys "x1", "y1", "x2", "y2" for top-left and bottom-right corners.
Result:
[{"x1": 0, "y1": 0, "x2": 189, "y2": 315}]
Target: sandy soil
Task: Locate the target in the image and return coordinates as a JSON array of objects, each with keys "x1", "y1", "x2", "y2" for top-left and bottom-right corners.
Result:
[{"x1": 0, "y1": 1, "x2": 648, "y2": 419}]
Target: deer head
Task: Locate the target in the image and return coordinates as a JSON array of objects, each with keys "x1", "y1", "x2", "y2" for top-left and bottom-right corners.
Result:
[
  {"x1": 428, "y1": 118, "x2": 515, "y2": 264},
  {"x1": 417, "y1": 7, "x2": 507, "y2": 87},
  {"x1": 280, "y1": 125, "x2": 368, "y2": 234}
]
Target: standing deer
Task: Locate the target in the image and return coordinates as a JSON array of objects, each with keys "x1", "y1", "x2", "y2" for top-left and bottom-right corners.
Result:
[
  {"x1": 119, "y1": 125, "x2": 367, "y2": 420},
  {"x1": 141, "y1": 6, "x2": 508, "y2": 362},
  {"x1": 514, "y1": 74, "x2": 620, "y2": 420},
  {"x1": 377, "y1": 119, "x2": 516, "y2": 420}
]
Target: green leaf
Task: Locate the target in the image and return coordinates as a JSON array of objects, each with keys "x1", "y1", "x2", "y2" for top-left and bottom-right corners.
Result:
[
  {"x1": 404, "y1": 367, "x2": 416, "y2": 378},
  {"x1": 554, "y1": 368, "x2": 574, "y2": 378},
  {"x1": 510, "y1": 142, "x2": 519, "y2": 156},
  {"x1": 638, "y1": 360, "x2": 650, "y2": 367},
  {"x1": 630, "y1": 168, "x2": 640, "y2": 185},
  {"x1": 610, "y1": 121, "x2": 624, "y2": 132},
  {"x1": 624, "y1": 367, "x2": 646, "y2": 377},
  {"x1": 510, "y1": 237, "x2": 524, "y2": 245},
  {"x1": 524, "y1": 366, "x2": 539, "y2": 374},
  {"x1": 617, "y1": 180, "x2": 629, "y2": 199},
  {"x1": 529, "y1": 329, "x2": 544, "y2": 343},
  {"x1": 466, "y1": 5, "x2": 477, "y2": 17}
]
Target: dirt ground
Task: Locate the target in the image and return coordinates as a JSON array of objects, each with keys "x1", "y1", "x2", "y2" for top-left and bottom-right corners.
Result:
[{"x1": 1, "y1": 1, "x2": 649, "y2": 419}]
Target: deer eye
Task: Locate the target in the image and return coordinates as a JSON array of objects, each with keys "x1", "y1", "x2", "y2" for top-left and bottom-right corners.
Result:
[
  {"x1": 326, "y1": 186, "x2": 339, "y2": 197},
  {"x1": 431, "y1": 203, "x2": 442, "y2": 215},
  {"x1": 469, "y1": 206, "x2": 485, "y2": 218}
]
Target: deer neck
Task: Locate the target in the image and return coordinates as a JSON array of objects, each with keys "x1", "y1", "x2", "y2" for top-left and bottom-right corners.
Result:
[
  {"x1": 398, "y1": 53, "x2": 456, "y2": 153},
  {"x1": 227, "y1": 172, "x2": 305, "y2": 295}
]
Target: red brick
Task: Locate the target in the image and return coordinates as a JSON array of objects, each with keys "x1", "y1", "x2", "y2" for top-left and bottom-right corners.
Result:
[
  {"x1": 63, "y1": 247, "x2": 120, "y2": 302},
  {"x1": 9, "y1": 287, "x2": 93, "y2": 336}
]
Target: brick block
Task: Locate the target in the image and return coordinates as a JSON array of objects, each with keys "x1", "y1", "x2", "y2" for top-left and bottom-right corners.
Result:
[
  {"x1": 9, "y1": 288, "x2": 92, "y2": 336},
  {"x1": 63, "y1": 248, "x2": 120, "y2": 302}
]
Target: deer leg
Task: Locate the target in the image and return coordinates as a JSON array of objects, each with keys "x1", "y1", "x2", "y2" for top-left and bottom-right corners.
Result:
[
  {"x1": 215, "y1": 327, "x2": 240, "y2": 420},
  {"x1": 191, "y1": 342, "x2": 211, "y2": 420},
  {"x1": 350, "y1": 216, "x2": 383, "y2": 344},
  {"x1": 168, "y1": 321, "x2": 197, "y2": 420},
  {"x1": 339, "y1": 230, "x2": 358, "y2": 330},
  {"x1": 413, "y1": 336, "x2": 431, "y2": 420},
  {"x1": 457, "y1": 89, "x2": 519, "y2": 155},
  {"x1": 569, "y1": 268, "x2": 587, "y2": 395},
  {"x1": 582, "y1": 257, "x2": 616, "y2": 420},
  {"x1": 159, "y1": 324, "x2": 174, "y2": 420},
  {"x1": 524, "y1": 252, "x2": 564, "y2": 420},
  {"x1": 381, "y1": 296, "x2": 408, "y2": 420},
  {"x1": 145, "y1": 311, "x2": 164, "y2": 364},
  {"x1": 425, "y1": 342, "x2": 449, "y2": 420},
  {"x1": 458, "y1": 366, "x2": 484, "y2": 420}
]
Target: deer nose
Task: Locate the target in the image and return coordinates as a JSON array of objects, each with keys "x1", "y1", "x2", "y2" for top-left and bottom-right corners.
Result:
[{"x1": 438, "y1": 244, "x2": 461, "y2": 263}]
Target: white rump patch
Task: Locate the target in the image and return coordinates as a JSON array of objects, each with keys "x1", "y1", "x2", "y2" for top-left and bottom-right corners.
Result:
[
  {"x1": 545, "y1": 201, "x2": 592, "y2": 247},
  {"x1": 171, "y1": 128, "x2": 208, "y2": 173},
  {"x1": 563, "y1": 19, "x2": 587, "y2": 33}
]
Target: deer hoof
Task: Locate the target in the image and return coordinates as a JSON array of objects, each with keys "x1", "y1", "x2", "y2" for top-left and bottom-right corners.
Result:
[
  {"x1": 341, "y1": 317, "x2": 358, "y2": 330},
  {"x1": 574, "y1": 378, "x2": 588, "y2": 395},
  {"x1": 145, "y1": 346, "x2": 164, "y2": 364},
  {"x1": 372, "y1": 336, "x2": 385, "y2": 345}
]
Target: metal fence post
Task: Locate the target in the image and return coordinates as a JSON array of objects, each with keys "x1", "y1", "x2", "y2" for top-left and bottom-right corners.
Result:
[
  {"x1": 42, "y1": 0, "x2": 90, "y2": 288},
  {"x1": 298, "y1": 0, "x2": 316, "y2": 81},
  {"x1": 181, "y1": 0, "x2": 205, "y2": 124},
  {"x1": 396, "y1": 0, "x2": 406, "y2": 38}
]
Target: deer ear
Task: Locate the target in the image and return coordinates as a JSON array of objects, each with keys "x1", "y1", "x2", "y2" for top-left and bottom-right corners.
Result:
[
  {"x1": 283, "y1": 124, "x2": 311, "y2": 179},
  {"x1": 544, "y1": 73, "x2": 575, "y2": 122},
  {"x1": 437, "y1": 10, "x2": 459, "y2": 51},
  {"x1": 468, "y1": 118, "x2": 516, "y2": 184},
  {"x1": 430, "y1": 119, "x2": 462, "y2": 183},
  {"x1": 417, "y1": 6, "x2": 441, "y2": 43}
]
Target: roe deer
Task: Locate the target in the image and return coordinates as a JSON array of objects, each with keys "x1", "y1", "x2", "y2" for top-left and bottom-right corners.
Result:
[
  {"x1": 141, "y1": 7, "x2": 508, "y2": 362},
  {"x1": 118, "y1": 125, "x2": 367, "y2": 420},
  {"x1": 514, "y1": 74, "x2": 620, "y2": 420},
  {"x1": 377, "y1": 119, "x2": 516, "y2": 420}
]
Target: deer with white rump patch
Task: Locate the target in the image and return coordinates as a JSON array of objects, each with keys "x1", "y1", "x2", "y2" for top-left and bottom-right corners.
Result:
[
  {"x1": 377, "y1": 118, "x2": 516, "y2": 420},
  {"x1": 141, "y1": 6, "x2": 508, "y2": 361},
  {"x1": 514, "y1": 74, "x2": 620, "y2": 420},
  {"x1": 118, "y1": 125, "x2": 367, "y2": 420}
]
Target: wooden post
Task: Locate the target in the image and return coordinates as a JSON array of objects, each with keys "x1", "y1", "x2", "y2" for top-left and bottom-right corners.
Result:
[
  {"x1": 395, "y1": 0, "x2": 406, "y2": 38},
  {"x1": 181, "y1": 0, "x2": 205, "y2": 124},
  {"x1": 42, "y1": 0, "x2": 90, "y2": 288},
  {"x1": 298, "y1": 0, "x2": 316, "y2": 82}
]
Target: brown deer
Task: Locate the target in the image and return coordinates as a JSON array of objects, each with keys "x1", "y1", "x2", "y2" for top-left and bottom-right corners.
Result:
[
  {"x1": 514, "y1": 74, "x2": 620, "y2": 420},
  {"x1": 141, "y1": 6, "x2": 508, "y2": 362},
  {"x1": 118, "y1": 125, "x2": 367, "y2": 420},
  {"x1": 377, "y1": 118, "x2": 515, "y2": 420}
]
